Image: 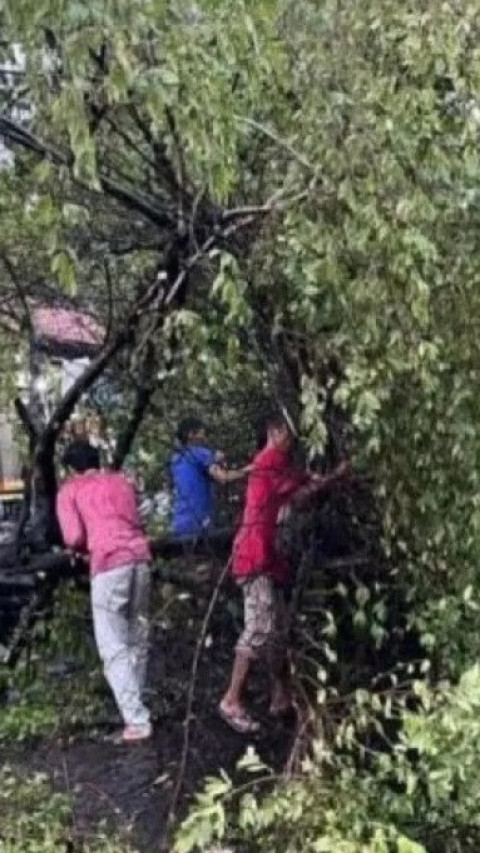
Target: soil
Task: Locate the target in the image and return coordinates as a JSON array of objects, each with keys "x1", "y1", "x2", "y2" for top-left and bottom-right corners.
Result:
[{"x1": 0, "y1": 583, "x2": 296, "y2": 852}]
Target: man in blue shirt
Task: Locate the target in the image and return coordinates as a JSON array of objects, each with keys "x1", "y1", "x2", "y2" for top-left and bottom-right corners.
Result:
[{"x1": 170, "y1": 418, "x2": 249, "y2": 537}]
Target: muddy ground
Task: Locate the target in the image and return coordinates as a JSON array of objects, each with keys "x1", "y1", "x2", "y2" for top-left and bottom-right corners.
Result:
[{"x1": 0, "y1": 581, "x2": 295, "y2": 852}]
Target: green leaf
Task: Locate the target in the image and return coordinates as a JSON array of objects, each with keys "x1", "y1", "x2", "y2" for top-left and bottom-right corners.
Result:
[{"x1": 51, "y1": 250, "x2": 77, "y2": 295}]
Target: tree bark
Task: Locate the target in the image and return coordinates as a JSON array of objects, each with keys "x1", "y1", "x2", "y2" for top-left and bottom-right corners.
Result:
[{"x1": 111, "y1": 383, "x2": 154, "y2": 470}]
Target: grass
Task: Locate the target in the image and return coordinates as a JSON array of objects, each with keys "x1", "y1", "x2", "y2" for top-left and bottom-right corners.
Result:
[
  {"x1": 0, "y1": 764, "x2": 137, "y2": 853},
  {"x1": 0, "y1": 581, "x2": 111, "y2": 743}
]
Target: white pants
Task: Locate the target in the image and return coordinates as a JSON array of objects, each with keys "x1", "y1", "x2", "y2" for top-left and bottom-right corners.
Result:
[{"x1": 91, "y1": 563, "x2": 151, "y2": 728}]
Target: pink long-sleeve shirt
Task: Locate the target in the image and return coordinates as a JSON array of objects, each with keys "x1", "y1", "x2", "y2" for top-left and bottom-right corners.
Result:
[{"x1": 56, "y1": 470, "x2": 151, "y2": 576}]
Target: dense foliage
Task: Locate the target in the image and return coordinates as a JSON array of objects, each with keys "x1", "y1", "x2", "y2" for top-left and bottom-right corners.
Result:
[
  {"x1": 2, "y1": 1, "x2": 480, "y2": 851},
  {"x1": 177, "y1": 666, "x2": 480, "y2": 853}
]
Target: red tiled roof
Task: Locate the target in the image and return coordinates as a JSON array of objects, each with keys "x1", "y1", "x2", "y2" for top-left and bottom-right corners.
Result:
[{"x1": 32, "y1": 307, "x2": 104, "y2": 349}]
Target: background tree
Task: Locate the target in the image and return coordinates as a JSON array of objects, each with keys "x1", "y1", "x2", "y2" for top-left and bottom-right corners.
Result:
[{"x1": 0, "y1": 0, "x2": 294, "y2": 543}]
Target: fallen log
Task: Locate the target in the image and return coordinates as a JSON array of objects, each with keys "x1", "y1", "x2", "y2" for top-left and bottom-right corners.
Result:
[
  {"x1": 0, "y1": 528, "x2": 233, "y2": 575},
  {"x1": 0, "y1": 528, "x2": 235, "y2": 668}
]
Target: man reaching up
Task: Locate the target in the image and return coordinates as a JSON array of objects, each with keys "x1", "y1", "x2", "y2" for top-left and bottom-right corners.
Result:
[{"x1": 219, "y1": 412, "x2": 350, "y2": 734}]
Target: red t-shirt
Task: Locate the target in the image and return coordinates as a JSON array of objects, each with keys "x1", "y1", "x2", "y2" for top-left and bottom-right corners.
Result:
[{"x1": 232, "y1": 446, "x2": 307, "y2": 586}]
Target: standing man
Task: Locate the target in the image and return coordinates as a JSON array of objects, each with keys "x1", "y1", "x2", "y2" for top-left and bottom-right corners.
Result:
[
  {"x1": 219, "y1": 412, "x2": 350, "y2": 734},
  {"x1": 170, "y1": 417, "x2": 249, "y2": 537},
  {"x1": 57, "y1": 439, "x2": 153, "y2": 744}
]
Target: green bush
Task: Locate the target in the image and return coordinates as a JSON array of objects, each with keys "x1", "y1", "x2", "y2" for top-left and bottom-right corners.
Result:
[{"x1": 176, "y1": 666, "x2": 480, "y2": 853}]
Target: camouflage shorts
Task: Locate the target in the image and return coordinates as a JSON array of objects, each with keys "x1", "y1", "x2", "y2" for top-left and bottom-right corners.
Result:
[{"x1": 236, "y1": 574, "x2": 288, "y2": 658}]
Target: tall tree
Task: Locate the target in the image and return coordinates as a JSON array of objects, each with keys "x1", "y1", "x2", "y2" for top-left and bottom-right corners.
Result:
[{"x1": 1, "y1": 0, "x2": 480, "y2": 663}]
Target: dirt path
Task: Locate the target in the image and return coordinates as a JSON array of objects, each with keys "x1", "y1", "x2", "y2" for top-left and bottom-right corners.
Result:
[{"x1": 0, "y1": 594, "x2": 295, "y2": 851}]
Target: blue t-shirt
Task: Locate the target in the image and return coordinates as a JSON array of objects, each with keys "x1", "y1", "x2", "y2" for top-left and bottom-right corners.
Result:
[{"x1": 170, "y1": 445, "x2": 216, "y2": 536}]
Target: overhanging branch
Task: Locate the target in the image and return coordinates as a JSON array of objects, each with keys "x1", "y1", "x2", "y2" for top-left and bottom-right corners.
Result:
[{"x1": 0, "y1": 116, "x2": 174, "y2": 227}]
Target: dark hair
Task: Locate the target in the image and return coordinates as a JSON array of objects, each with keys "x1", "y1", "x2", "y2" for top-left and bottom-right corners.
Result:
[
  {"x1": 177, "y1": 417, "x2": 206, "y2": 445},
  {"x1": 255, "y1": 410, "x2": 291, "y2": 450},
  {"x1": 62, "y1": 440, "x2": 100, "y2": 473}
]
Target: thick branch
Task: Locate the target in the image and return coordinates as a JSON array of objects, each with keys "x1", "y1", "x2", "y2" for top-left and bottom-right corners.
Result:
[
  {"x1": 38, "y1": 259, "x2": 171, "y2": 454},
  {"x1": 39, "y1": 330, "x2": 128, "y2": 458},
  {"x1": 14, "y1": 396, "x2": 37, "y2": 443},
  {"x1": 0, "y1": 116, "x2": 174, "y2": 227},
  {"x1": 111, "y1": 382, "x2": 154, "y2": 470}
]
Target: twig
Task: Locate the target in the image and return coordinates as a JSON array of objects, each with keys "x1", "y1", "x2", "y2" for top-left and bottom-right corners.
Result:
[
  {"x1": 0, "y1": 252, "x2": 33, "y2": 332},
  {"x1": 103, "y1": 258, "x2": 114, "y2": 341},
  {"x1": 163, "y1": 558, "x2": 232, "y2": 843},
  {"x1": 106, "y1": 114, "x2": 157, "y2": 170},
  {"x1": 221, "y1": 188, "x2": 309, "y2": 223},
  {"x1": 237, "y1": 116, "x2": 315, "y2": 171},
  {"x1": 165, "y1": 106, "x2": 188, "y2": 197}
]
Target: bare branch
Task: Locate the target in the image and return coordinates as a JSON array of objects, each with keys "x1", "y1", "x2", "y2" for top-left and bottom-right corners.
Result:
[
  {"x1": 129, "y1": 104, "x2": 180, "y2": 191},
  {"x1": 103, "y1": 258, "x2": 114, "y2": 341},
  {"x1": 0, "y1": 116, "x2": 174, "y2": 227},
  {"x1": 105, "y1": 114, "x2": 157, "y2": 170},
  {"x1": 111, "y1": 381, "x2": 154, "y2": 470},
  {"x1": 221, "y1": 189, "x2": 309, "y2": 223},
  {"x1": 0, "y1": 252, "x2": 33, "y2": 331},
  {"x1": 237, "y1": 115, "x2": 316, "y2": 171},
  {"x1": 165, "y1": 106, "x2": 188, "y2": 197},
  {"x1": 14, "y1": 397, "x2": 37, "y2": 442},
  {"x1": 165, "y1": 558, "x2": 231, "y2": 837}
]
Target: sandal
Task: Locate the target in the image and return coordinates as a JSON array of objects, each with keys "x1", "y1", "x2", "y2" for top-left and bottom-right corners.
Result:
[
  {"x1": 108, "y1": 723, "x2": 153, "y2": 745},
  {"x1": 218, "y1": 703, "x2": 260, "y2": 734}
]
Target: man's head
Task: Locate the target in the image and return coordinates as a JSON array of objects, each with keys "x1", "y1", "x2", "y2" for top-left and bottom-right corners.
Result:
[
  {"x1": 177, "y1": 417, "x2": 207, "y2": 446},
  {"x1": 262, "y1": 411, "x2": 295, "y2": 453},
  {"x1": 72, "y1": 418, "x2": 87, "y2": 439},
  {"x1": 62, "y1": 440, "x2": 100, "y2": 474}
]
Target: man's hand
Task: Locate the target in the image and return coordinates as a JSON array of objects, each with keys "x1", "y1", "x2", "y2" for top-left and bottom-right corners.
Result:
[
  {"x1": 209, "y1": 461, "x2": 251, "y2": 484},
  {"x1": 309, "y1": 460, "x2": 352, "y2": 487}
]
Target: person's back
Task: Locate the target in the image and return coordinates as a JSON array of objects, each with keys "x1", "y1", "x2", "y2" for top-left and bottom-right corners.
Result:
[
  {"x1": 170, "y1": 417, "x2": 250, "y2": 538},
  {"x1": 56, "y1": 440, "x2": 153, "y2": 744},
  {"x1": 170, "y1": 445, "x2": 215, "y2": 536},
  {"x1": 58, "y1": 469, "x2": 150, "y2": 574}
]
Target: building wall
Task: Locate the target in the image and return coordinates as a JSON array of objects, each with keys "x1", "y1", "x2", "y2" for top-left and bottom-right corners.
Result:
[
  {"x1": 0, "y1": 413, "x2": 21, "y2": 488},
  {"x1": 0, "y1": 44, "x2": 29, "y2": 169}
]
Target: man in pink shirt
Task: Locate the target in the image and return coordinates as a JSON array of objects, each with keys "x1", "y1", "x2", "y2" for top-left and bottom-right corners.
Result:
[{"x1": 57, "y1": 440, "x2": 152, "y2": 743}]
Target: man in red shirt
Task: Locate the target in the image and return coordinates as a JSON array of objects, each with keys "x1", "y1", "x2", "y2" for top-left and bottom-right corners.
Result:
[
  {"x1": 219, "y1": 413, "x2": 349, "y2": 733},
  {"x1": 57, "y1": 440, "x2": 153, "y2": 744}
]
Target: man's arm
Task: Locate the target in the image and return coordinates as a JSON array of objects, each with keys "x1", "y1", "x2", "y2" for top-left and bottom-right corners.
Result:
[
  {"x1": 208, "y1": 462, "x2": 251, "y2": 485},
  {"x1": 56, "y1": 487, "x2": 87, "y2": 551},
  {"x1": 290, "y1": 461, "x2": 351, "y2": 508}
]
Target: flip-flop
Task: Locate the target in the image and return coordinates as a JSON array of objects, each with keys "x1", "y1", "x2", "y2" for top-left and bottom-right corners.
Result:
[
  {"x1": 106, "y1": 724, "x2": 153, "y2": 745},
  {"x1": 218, "y1": 704, "x2": 260, "y2": 734}
]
